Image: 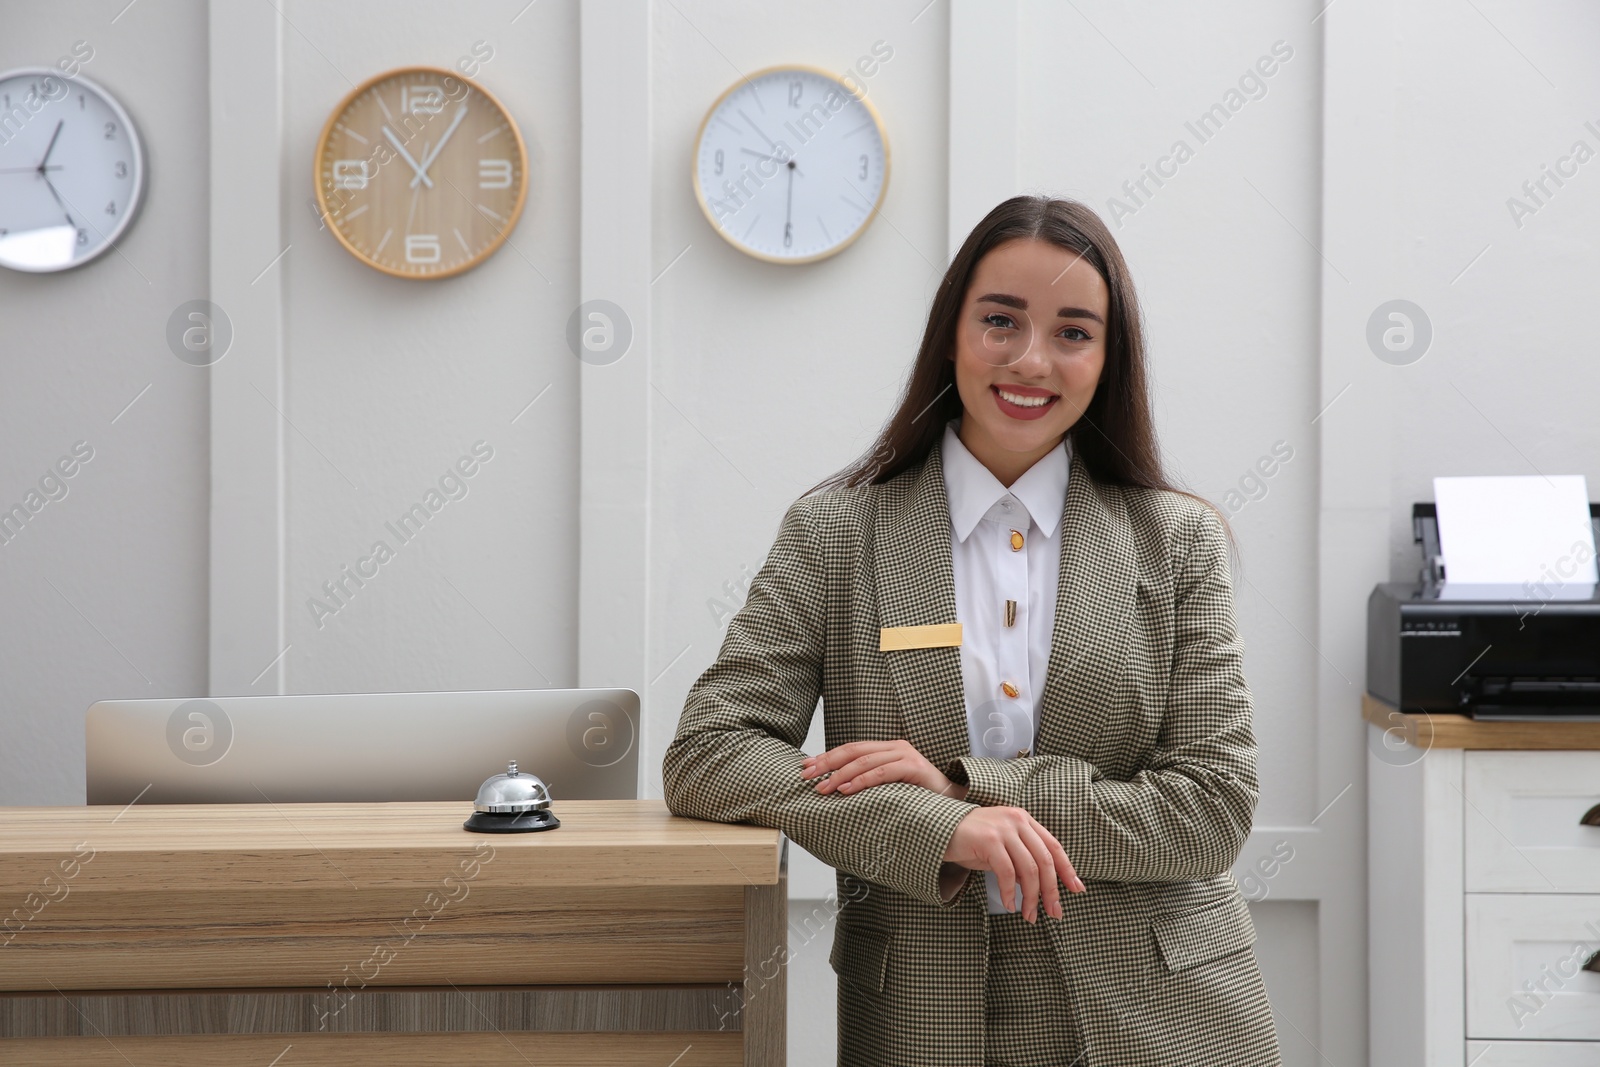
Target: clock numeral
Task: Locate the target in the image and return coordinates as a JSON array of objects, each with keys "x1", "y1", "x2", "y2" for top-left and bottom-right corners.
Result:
[
  {"x1": 332, "y1": 159, "x2": 370, "y2": 190},
  {"x1": 401, "y1": 84, "x2": 445, "y2": 115},
  {"x1": 106, "y1": 201, "x2": 116, "y2": 216},
  {"x1": 478, "y1": 159, "x2": 512, "y2": 189},
  {"x1": 405, "y1": 234, "x2": 441, "y2": 264},
  {"x1": 76, "y1": 228, "x2": 88, "y2": 246},
  {"x1": 859, "y1": 154, "x2": 868, "y2": 180},
  {"x1": 114, "y1": 161, "x2": 127, "y2": 178},
  {"x1": 79, "y1": 93, "x2": 85, "y2": 110},
  {"x1": 104, "y1": 121, "x2": 116, "y2": 140},
  {"x1": 714, "y1": 149, "x2": 724, "y2": 176},
  {"x1": 788, "y1": 80, "x2": 803, "y2": 107}
]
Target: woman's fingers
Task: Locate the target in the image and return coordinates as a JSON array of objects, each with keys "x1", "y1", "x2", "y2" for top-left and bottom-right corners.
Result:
[
  {"x1": 1013, "y1": 819, "x2": 1063, "y2": 920},
  {"x1": 805, "y1": 740, "x2": 943, "y2": 794},
  {"x1": 986, "y1": 825, "x2": 1019, "y2": 913},
  {"x1": 808, "y1": 748, "x2": 900, "y2": 792},
  {"x1": 998, "y1": 826, "x2": 1043, "y2": 921},
  {"x1": 1036, "y1": 816, "x2": 1086, "y2": 895},
  {"x1": 942, "y1": 808, "x2": 1087, "y2": 919},
  {"x1": 989, "y1": 810, "x2": 1050, "y2": 921}
]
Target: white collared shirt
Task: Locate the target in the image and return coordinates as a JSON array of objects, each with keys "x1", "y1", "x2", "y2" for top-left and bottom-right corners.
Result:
[{"x1": 939, "y1": 417, "x2": 1070, "y2": 914}]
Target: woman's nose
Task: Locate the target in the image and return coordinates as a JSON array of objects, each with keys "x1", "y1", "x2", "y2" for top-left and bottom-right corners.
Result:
[{"x1": 1012, "y1": 331, "x2": 1053, "y2": 372}]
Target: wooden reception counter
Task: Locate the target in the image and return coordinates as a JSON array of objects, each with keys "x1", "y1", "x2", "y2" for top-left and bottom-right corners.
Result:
[{"x1": 0, "y1": 799, "x2": 787, "y2": 1066}]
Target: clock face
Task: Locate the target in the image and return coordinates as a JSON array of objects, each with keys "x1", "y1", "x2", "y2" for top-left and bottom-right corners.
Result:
[
  {"x1": 693, "y1": 65, "x2": 889, "y2": 264},
  {"x1": 0, "y1": 69, "x2": 144, "y2": 273},
  {"x1": 314, "y1": 66, "x2": 528, "y2": 279}
]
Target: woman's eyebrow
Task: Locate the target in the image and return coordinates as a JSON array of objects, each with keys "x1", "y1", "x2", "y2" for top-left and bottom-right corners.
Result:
[{"x1": 975, "y1": 292, "x2": 1105, "y2": 324}]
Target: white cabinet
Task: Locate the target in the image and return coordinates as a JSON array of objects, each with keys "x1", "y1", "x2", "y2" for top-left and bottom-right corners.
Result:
[
  {"x1": 1466, "y1": 1042, "x2": 1600, "y2": 1065},
  {"x1": 1466, "y1": 894, "x2": 1600, "y2": 1041},
  {"x1": 1464, "y1": 752, "x2": 1600, "y2": 893},
  {"x1": 1368, "y1": 731, "x2": 1600, "y2": 1066}
]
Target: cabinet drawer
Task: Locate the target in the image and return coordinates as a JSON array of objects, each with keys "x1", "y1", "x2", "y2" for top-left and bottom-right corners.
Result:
[
  {"x1": 1465, "y1": 751, "x2": 1600, "y2": 892},
  {"x1": 1466, "y1": 1041, "x2": 1600, "y2": 1065},
  {"x1": 1466, "y1": 894, "x2": 1600, "y2": 1040}
]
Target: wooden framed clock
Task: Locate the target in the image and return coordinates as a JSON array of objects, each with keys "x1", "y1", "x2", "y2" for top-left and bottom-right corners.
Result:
[
  {"x1": 313, "y1": 65, "x2": 528, "y2": 279},
  {"x1": 692, "y1": 63, "x2": 890, "y2": 264}
]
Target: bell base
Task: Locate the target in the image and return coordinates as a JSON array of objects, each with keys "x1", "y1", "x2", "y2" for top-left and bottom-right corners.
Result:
[{"x1": 463, "y1": 809, "x2": 560, "y2": 834}]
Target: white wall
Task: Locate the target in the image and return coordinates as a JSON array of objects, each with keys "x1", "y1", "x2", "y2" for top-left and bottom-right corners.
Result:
[
  {"x1": 5, "y1": 2, "x2": 1599, "y2": 1065},
  {"x1": 1, "y1": 0, "x2": 211, "y2": 803},
  {"x1": 1382, "y1": 2, "x2": 1600, "y2": 567},
  {"x1": 276, "y1": 1, "x2": 581, "y2": 695}
]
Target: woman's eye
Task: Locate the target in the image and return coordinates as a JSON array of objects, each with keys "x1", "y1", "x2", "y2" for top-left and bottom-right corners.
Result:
[
  {"x1": 982, "y1": 313, "x2": 1018, "y2": 329},
  {"x1": 1057, "y1": 326, "x2": 1092, "y2": 342}
]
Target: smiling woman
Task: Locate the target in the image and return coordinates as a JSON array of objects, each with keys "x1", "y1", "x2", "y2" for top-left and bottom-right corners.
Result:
[
  {"x1": 803, "y1": 197, "x2": 1214, "y2": 510},
  {"x1": 663, "y1": 195, "x2": 1278, "y2": 1066}
]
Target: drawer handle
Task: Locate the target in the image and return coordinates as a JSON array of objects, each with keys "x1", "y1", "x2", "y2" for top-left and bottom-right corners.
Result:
[{"x1": 1581, "y1": 803, "x2": 1600, "y2": 827}]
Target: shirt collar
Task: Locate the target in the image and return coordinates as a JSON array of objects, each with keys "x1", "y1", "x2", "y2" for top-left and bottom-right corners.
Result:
[{"x1": 940, "y1": 417, "x2": 1071, "y2": 544}]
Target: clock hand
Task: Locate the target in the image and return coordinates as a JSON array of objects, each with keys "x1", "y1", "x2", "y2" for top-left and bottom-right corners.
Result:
[
  {"x1": 409, "y1": 103, "x2": 468, "y2": 188},
  {"x1": 737, "y1": 109, "x2": 781, "y2": 154},
  {"x1": 37, "y1": 120, "x2": 64, "y2": 172},
  {"x1": 382, "y1": 125, "x2": 433, "y2": 189},
  {"x1": 740, "y1": 147, "x2": 799, "y2": 172},
  {"x1": 40, "y1": 172, "x2": 77, "y2": 229},
  {"x1": 405, "y1": 168, "x2": 422, "y2": 231},
  {"x1": 0, "y1": 165, "x2": 62, "y2": 173}
]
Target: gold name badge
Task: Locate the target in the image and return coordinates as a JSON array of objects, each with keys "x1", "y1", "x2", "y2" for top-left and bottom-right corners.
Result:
[{"x1": 879, "y1": 623, "x2": 963, "y2": 651}]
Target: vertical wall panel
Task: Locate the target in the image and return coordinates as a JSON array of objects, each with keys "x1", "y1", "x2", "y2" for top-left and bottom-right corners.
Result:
[
  {"x1": 0, "y1": 0, "x2": 211, "y2": 803},
  {"x1": 275, "y1": 1, "x2": 581, "y2": 696}
]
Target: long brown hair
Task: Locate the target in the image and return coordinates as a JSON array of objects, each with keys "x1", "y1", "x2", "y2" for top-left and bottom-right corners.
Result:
[{"x1": 804, "y1": 195, "x2": 1230, "y2": 539}]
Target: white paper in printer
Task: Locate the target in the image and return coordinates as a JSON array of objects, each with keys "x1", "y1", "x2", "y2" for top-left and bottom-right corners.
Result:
[{"x1": 1433, "y1": 474, "x2": 1597, "y2": 593}]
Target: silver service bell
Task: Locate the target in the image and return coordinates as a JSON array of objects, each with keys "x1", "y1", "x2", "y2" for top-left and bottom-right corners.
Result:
[{"x1": 463, "y1": 759, "x2": 560, "y2": 834}]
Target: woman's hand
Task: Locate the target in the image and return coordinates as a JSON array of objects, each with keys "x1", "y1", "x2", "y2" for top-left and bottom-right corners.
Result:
[
  {"x1": 943, "y1": 806, "x2": 1086, "y2": 922},
  {"x1": 800, "y1": 740, "x2": 969, "y2": 800}
]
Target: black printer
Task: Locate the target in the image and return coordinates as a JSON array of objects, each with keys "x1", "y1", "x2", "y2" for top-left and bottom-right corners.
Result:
[{"x1": 1367, "y1": 502, "x2": 1600, "y2": 721}]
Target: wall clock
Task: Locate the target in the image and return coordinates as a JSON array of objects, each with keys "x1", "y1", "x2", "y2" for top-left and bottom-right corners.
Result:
[
  {"x1": 0, "y1": 68, "x2": 144, "y2": 273},
  {"x1": 692, "y1": 64, "x2": 889, "y2": 264},
  {"x1": 313, "y1": 65, "x2": 528, "y2": 279}
]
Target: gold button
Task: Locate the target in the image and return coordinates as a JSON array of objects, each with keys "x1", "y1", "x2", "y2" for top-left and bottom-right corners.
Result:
[
  {"x1": 1014, "y1": 746, "x2": 1031, "y2": 759},
  {"x1": 1003, "y1": 599, "x2": 1017, "y2": 627},
  {"x1": 1001, "y1": 681, "x2": 1019, "y2": 698},
  {"x1": 1009, "y1": 529, "x2": 1024, "y2": 551}
]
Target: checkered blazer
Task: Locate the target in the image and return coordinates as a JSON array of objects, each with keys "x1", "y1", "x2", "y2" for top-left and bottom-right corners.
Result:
[{"x1": 663, "y1": 442, "x2": 1281, "y2": 1066}]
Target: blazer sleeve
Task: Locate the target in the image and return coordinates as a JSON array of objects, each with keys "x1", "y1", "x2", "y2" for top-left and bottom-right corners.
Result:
[
  {"x1": 662, "y1": 496, "x2": 979, "y2": 910},
  {"x1": 943, "y1": 504, "x2": 1258, "y2": 883}
]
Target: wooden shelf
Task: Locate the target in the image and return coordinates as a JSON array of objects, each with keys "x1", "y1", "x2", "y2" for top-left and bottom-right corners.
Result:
[{"x1": 1362, "y1": 692, "x2": 1600, "y2": 750}]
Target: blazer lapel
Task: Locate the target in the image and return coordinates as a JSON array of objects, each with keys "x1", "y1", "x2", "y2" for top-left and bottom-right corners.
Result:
[
  {"x1": 873, "y1": 441, "x2": 1138, "y2": 771},
  {"x1": 874, "y1": 444, "x2": 971, "y2": 772},
  {"x1": 1035, "y1": 445, "x2": 1138, "y2": 763}
]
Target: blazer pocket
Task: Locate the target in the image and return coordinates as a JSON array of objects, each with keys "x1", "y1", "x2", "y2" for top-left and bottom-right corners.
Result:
[
  {"x1": 1150, "y1": 893, "x2": 1256, "y2": 972},
  {"x1": 829, "y1": 921, "x2": 892, "y2": 994}
]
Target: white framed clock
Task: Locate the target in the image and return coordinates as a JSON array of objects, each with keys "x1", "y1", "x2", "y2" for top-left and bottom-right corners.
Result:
[
  {"x1": 692, "y1": 64, "x2": 889, "y2": 264},
  {"x1": 0, "y1": 68, "x2": 145, "y2": 273}
]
